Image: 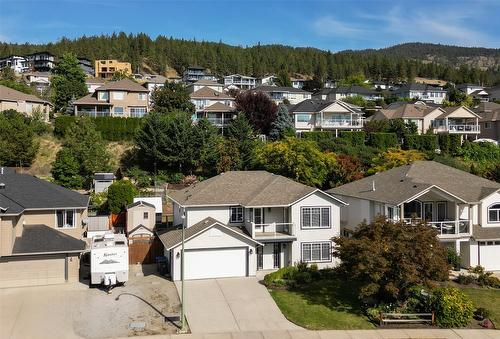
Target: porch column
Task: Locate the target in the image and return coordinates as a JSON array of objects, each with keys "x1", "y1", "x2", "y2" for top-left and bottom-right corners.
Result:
[
  {"x1": 399, "y1": 204, "x2": 404, "y2": 221},
  {"x1": 94, "y1": 106, "x2": 97, "y2": 118},
  {"x1": 455, "y1": 239, "x2": 461, "y2": 255},
  {"x1": 455, "y1": 203, "x2": 460, "y2": 235}
]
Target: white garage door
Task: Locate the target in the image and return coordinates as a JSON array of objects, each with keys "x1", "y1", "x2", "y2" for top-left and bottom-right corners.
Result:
[
  {"x1": 479, "y1": 243, "x2": 500, "y2": 271},
  {"x1": 184, "y1": 247, "x2": 247, "y2": 280},
  {"x1": 0, "y1": 255, "x2": 66, "y2": 288}
]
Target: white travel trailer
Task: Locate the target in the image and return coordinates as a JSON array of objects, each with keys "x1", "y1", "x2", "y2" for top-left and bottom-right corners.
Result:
[{"x1": 90, "y1": 233, "x2": 129, "y2": 286}]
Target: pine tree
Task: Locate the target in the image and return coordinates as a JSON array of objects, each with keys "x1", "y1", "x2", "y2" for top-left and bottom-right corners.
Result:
[{"x1": 269, "y1": 104, "x2": 294, "y2": 140}]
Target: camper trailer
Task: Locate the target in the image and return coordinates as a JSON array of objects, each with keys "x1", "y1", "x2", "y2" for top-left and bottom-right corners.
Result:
[{"x1": 90, "y1": 233, "x2": 129, "y2": 286}]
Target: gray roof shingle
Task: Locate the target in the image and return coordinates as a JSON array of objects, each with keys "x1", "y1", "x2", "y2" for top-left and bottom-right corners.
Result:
[
  {"x1": 328, "y1": 161, "x2": 500, "y2": 205},
  {"x1": 12, "y1": 224, "x2": 86, "y2": 255},
  {"x1": 0, "y1": 168, "x2": 89, "y2": 215},
  {"x1": 473, "y1": 225, "x2": 500, "y2": 240},
  {"x1": 168, "y1": 171, "x2": 319, "y2": 207}
]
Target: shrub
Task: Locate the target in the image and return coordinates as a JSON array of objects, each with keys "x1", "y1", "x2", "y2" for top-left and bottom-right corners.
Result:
[
  {"x1": 432, "y1": 287, "x2": 474, "y2": 328},
  {"x1": 456, "y1": 274, "x2": 475, "y2": 285},
  {"x1": 446, "y1": 248, "x2": 461, "y2": 270},
  {"x1": 263, "y1": 266, "x2": 298, "y2": 287},
  {"x1": 367, "y1": 132, "x2": 398, "y2": 149},
  {"x1": 476, "y1": 272, "x2": 500, "y2": 288},
  {"x1": 301, "y1": 131, "x2": 334, "y2": 142},
  {"x1": 438, "y1": 134, "x2": 461, "y2": 155},
  {"x1": 404, "y1": 134, "x2": 438, "y2": 152},
  {"x1": 54, "y1": 116, "x2": 142, "y2": 141},
  {"x1": 54, "y1": 115, "x2": 76, "y2": 137},
  {"x1": 340, "y1": 131, "x2": 366, "y2": 146}
]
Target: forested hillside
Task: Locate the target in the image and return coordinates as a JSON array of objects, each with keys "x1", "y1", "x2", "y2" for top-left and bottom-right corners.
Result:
[{"x1": 1, "y1": 33, "x2": 500, "y2": 85}]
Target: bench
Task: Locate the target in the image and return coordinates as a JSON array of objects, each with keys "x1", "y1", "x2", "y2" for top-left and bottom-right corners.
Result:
[{"x1": 380, "y1": 312, "x2": 435, "y2": 326}]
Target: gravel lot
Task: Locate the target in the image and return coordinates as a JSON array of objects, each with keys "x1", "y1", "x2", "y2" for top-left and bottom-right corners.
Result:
[{"x1": 1, "y1": 265, "x2": 181, "y2": 339}]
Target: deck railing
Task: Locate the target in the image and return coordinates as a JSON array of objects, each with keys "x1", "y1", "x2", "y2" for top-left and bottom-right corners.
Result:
[
  {"x1": 404, "y1": 218, "x2": 470, "y2": 236},
  {"x1": 251, "y1": 222, "x2": 294, "y2": 238}
]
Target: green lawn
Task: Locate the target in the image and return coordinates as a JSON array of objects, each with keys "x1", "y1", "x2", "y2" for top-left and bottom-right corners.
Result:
[
  {"x1": 269, "y1": 279, "x2": 374, "y2": 330},
  {"x1": 462, "y1": 288, "x2": 500, "y2": 325}
]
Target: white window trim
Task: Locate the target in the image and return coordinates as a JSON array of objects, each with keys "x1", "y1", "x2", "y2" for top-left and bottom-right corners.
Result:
[
  {"x1": 300, "y1": 206, "x2": 331, "y2": 229},
  {"x1": 230, "y1": 206, "x2": 244, "y2": 223},
  {"x1": 112, "y1": 91, "x2": 125, "y2": 100},
  {"x1": 138, "y1": 93, "x2": 147, "y2": 100},
  {"x1": 301, "y1": 242, "x2": 332, "y2": 263},
  {"x1": 487, "y1": 203, "x2": 500, "y2": 223},
  {"x1": 55, "y1": 209, "x2": 76, "y2": 229}
]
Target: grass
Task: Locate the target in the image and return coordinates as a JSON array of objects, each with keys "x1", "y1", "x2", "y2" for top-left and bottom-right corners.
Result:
[
  {"x1": 269, "y1": 279, "x2": 374, "y2": 330},
  {"x1": 461, "y1": 288, "x2": 500, "y2": 325}
]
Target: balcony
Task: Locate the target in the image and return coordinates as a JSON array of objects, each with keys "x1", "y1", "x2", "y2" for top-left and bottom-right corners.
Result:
[
  {"x1": 207, "y1": 117, "x2": 233, "y2": 126},
  {"x1": 251, "y1": 222, "x2": 296, "y2": 241},
  {"x1": 434, "y1": 124, "x2": 480, "y2": 134},
  {"x1": 319, "y1": 119, "x2": 363, "y2": 129},
  {"x1": 404, "y1": 218, "x2": 470, "y2": 237},
  {"x1": 76, "y1": 110, "x2": 111, "y2": 117}
]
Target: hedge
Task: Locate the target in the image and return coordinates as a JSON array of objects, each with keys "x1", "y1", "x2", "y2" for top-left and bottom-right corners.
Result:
[
  {"x1": 54, "y1": 116, "x2": 143, "y2": 141},
  {"x1": 404, "y1": 134, "x2": 438, "y2": 152},
  {"x1": 367, "y1": 132, "x2": 398, "y2": 149},
  {"x1": 340, "y1": 131, "x2": 366, "y2": 146},
  {"x1": 301, "y1": 131, "x2": 335, "y2": 141},
  {"x1": 438, "y1": 134, "x2": 461, "y2": 155}
]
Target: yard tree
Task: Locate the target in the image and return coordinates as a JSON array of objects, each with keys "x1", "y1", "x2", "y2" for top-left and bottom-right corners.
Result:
[
  {"x1": 328, "y1": 154, "x2": 364, "y2": 187},
  {"x1": 150, "y1": 82, "x2": 195, "y2": 114},
  {"x1": 269, "y1": 104, "x2": 295, "y2": 140},
  {"x1": 107, "y1": 180, "x2": 138, "y2": 214},
  {"x1": 226, "y1": 113, "x2": 256, "y2": 170},
  {"x1": 192, "y1": 118, "x2": 222, "y2": 176},
  {"x1": 0, "y1": 110, "x2": 39, "y2": 167},
  {"x1": 50, "y1": 53, "x2": 88, "y2": 112},
  {"x1": 368, "y1": 148, "x2": 425, "y2": 174},
  {"x1": 387, "y1": 118, "x2": 418, "y2": 141},
  {"x1": 62, "y1": 117, "x2": 112, "y2": 187},
  {"x1": 333, "y1": 217, "x2": 449, "y2": 303},
  {"x1": 51, "y1": 148, "x2": 83, "y2": 188},
  {"x1": 254, "y1": 138, "x2": 336, "y2": 187},
  {"x1": 235, "y1": 91, "x2": 278, "y2": 135}
]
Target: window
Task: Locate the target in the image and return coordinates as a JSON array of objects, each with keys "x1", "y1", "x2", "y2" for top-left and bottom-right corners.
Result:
[
  {"x1": 130, "y1": 107, "x2": 146, "y2": 117},
  {"x1": 488, "y1": 203, "x2": 500, "y2": 223},
  {"x1": 56, "y1": 210, "x2": 75, "y2": 228},
  {"x1": 114, "y1": 107, "x2": 124, "y2": 115},
  {"x1": 97, "y1": 91, "x2": 109, "y2": 101},
  {"x1": 112, "y1": 91, "x2": 125, "y2": 100},
  {"x1": 387, "y1": 206, "x2": 395, "y2": 220},
  {"x1": 138, "y1": 93, "x2": 147, "y2": 100},
  {"x1": 301, "y1": 207, "x2": 331, "y2": 229},
  {"x1": 230, "y1": 206, "x2": 244, "y2": 223},
  {"x1": 484, "y1": 122, "x2": 492, "y2": 129},
  {"x1": 143, "y1": 212, "x2": 149, "y2": 219},
  {"x1": 296, "y1": 114, "x2": 311, "y2": 123},
  {"x1": 301, "y1": 242, "x2": 331, "y2": 262}
]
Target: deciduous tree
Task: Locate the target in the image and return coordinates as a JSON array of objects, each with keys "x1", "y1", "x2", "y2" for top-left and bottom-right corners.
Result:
[
  {"x1": 107, "y1": 180, "x2": 138, "y2": 214},
  {"x1": 150, "y1": 82, "x2": 195, "y2": 114},
  {"x1": 50, "y1": 53, "x2": 88, "y2": 112},
  {"x1": 235, "y1": 91, "x2": 278, "y2": 135}
]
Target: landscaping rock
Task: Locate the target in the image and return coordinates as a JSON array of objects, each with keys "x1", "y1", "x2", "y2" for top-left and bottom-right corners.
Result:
[{"x1": 481, "y1": 319, "x2": 495, "y2": 329}]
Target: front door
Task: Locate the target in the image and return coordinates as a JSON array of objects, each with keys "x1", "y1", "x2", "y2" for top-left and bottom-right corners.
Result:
[
  {"x1": 273, "y1": 243, "x2": 281, "y2": 268},
  {"x1": 256, "y1": 246, "x2": 263, "y2": 270},
  {"x1": 423, "y1": 202, "x2": 433, "y2": 221}
]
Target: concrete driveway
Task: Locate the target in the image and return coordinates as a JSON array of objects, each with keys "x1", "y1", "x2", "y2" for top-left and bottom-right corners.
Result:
[{"x1": 176, "y1": 277, "x2": 301, "y2": 333}]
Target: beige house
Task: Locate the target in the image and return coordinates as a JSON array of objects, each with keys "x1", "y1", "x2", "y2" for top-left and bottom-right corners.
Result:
[
  {"x1": 74, "y1": 78, "x2": 149, "y2": 118},
  {"x1": 0, "y1": 85, "x2": 51, "y2": 121},
  {"x1": 94, "y1": 59, "x2": 132, "y2": 79},
  {"x1": 126, "y1": 201, "x2": 156, "y2": 238},
  {"x1": 190, "y1": 84, "x2": 237, "y2": 128},
  {"x1": 0, "y1": 168, "x2": 89, "y2": 288}
]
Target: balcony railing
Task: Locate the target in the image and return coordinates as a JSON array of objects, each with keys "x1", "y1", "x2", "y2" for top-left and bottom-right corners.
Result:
[
  {"x1": 76, "y1": 111, "x2": 111, "y2": 117},
  {"x1": 404, "y1": 218, "x2": 470, "y2": 236},
  {"x1": 252, "y1": 222, "x2": 295, "y2": 238},
  {"x1": 434, "y1": 125, "x2": 480, "y2": 133},
  {"x1": 319, "y1": 119, "x2": 363, "y2": 128},
  {"x1": 207, "y1": 117, "x2": 233, "y2": 126}
]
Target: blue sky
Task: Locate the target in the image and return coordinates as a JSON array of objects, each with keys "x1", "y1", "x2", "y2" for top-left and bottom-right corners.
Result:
[{"x1": 0, "y1": 0, "x2": 499, "y2": 51}]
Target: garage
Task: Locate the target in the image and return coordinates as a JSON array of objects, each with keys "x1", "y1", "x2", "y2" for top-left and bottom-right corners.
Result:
[
  {"x1": 479, "y1": 241, "x2": 500, "y2": 271},
  {"x1": 157, "y1": 217, "x2": 262, "y2": 281},
  {"x1": 0, "y1": 255, "x2": 66, "y2": 288},
  {"x1": 184, "y1": 247, "x2": 247, "y2": 280}
]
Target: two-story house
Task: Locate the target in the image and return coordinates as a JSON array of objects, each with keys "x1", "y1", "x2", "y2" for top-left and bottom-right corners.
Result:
[
  {"x1": 24, "y1": 71, "x2": 51, "y2": 94},
  {"x1": 158, "y1": 171, "x2": 347, "y2": 280},
  {"x1": 224, "y1": 74, "x2": 257, "y2": 90},
  {"x1": 328, "y1": 161, "x2": 500, "y2": 271},
  {"x1": 0, "y1": 55, "x2": 29, "y2": 73},
  {"x1": 190, "y1": 83, "x2": 236, "y2": 128},
  {"x1": 0, "y1": 85, "x2": 51, "y2": 121},
  {"x1": 0, "y1": 168, "x2": 89, "y2": 288},
  {"x1": 74, "y1": 78, "x2": 149, "y2": 118},
  {"x1": 26, "y1": 52, "x2": 56, "y2": 72},
  {"x1": 182, "y1": 66, "x2": 218, "y2": 83},
  {"x1": 289, "y1": 99, "x2": 364, "y2": 136},
  {"x1": 393, "y1": 83, "x2": 447, "y2": 104},
  {"x1": 251, "y1": 85, "x2": 311, "y2": 105},
  {"x1": 94, "y1": 59, "x2": 132, "y2": 79}
]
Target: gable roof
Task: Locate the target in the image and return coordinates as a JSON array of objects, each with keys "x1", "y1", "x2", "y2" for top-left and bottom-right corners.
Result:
[
  {"x1": 288, "y1": 99, "x2": 361, "y2": 114},
  {"x1": 0, "y1": 168, "x2": 88, "y2": 215},
  {"x1": 328, "y1": 161, "x2": 500, "y2": 205},
  {"x1": 73, "y1": 93, "x2": 113, "y2": 106},
  {"x1": 168, "y1": 171, "x2": 344, "y2": 207},
  {"x1": 95, "y1": 78, "x2": 149, "y2": 92},
  {"x1": 127, "y1": 200, "x2": 155, "y2": 210},
  {"x1": 203, "y1": 102, "x2": 235, "y2": 112},
  {"x1": 375, "y1": 103, "x2": 442, "y2": 120},
  {"x1": 0, "y1": 85, "x2": 50, "y2": 105},
  {"x1": 474, "y1": 101, "x2": 500, "y2": 113},
  {"x1": 12, "y1": 224, "x2": 86, "y2": 255},
  {"x1": 251, "y1": 85, "x2": 311, "y2": 94},
  {"x1": 396, "y1": 83, "x2": 446, "y2": 93},
  {"x1": 190, "y1": 86, "x2": 232, "y2": 99},
  {"x1": 436, "y1": 106, "x2": 481, "y2": 119},
  {"x1": 157, "y1": 217, "x2": 261, "y2": 250}
]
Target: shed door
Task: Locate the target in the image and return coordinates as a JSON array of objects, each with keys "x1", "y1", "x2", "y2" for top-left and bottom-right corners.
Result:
[{"x1": 184, "y1": 247, "x2": 247, "y2": 280}]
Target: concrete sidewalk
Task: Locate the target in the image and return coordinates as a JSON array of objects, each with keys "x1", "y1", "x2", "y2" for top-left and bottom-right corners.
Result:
[{"x1": 119, "y1": 328, "x2": 500, "y2": 339}]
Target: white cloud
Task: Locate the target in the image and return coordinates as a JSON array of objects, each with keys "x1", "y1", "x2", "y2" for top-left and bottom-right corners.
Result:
[{"x1": 313, "y1": 16, "x2": 365, "y2": 37}]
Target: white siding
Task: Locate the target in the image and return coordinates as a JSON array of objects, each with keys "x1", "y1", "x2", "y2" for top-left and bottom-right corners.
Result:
[
  {"x1": 479, "y1": 192, "x2": 500, "y2": 227},
  {"x1": 336, "y1": 196, "x2": 372, "y2": 229}
]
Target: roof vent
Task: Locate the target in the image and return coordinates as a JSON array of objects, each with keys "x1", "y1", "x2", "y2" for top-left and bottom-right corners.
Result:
[
  {"x1": 0, "y1": 183, "x2": 5, "y2": 189},
  {"x1": 372, "y1": 181, "x2": 376, "y2": 191},
  {"x1": 0, "y1": 167, "x2": 3, "y2": 175}
]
